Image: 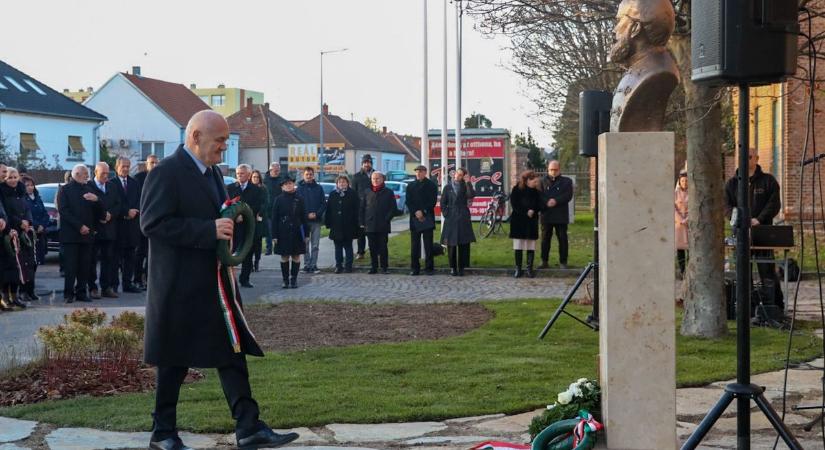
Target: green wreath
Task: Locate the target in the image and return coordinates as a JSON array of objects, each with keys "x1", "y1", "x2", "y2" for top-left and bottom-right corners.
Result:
[
  {"x1": 216, "y1": 201, "x2": 255, "y2": 267},
  {"x1": 531, "y1": 410, "x2": 599, "y2": 450}
]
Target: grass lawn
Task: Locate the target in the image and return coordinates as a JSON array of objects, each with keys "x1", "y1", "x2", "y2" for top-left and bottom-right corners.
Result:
[
  {"x1": 360, "y1": 213, "x2": 596, "y2": 269},
  {"x1": 0, "y1": 299, "x2": 820, "y2": 433}
]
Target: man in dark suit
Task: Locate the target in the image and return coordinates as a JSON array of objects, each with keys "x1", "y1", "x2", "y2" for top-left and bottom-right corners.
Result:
[
  {"x1": 88, "y1": 162, "x2": 121, "y2": 299},
  {"x1": 540, "y1": 160, "x2": 574, "y2": 269},
  {"x1": 405, "y1": 165, "x2": 438, "y2": 275},
  {"x1": 227, "y1": 163, "x2": 264, "y2": 288},
  {"x1": 57, "y1": 164, "x2": 103, "y2": 303},
  {"x1": 141, "y1": 110, "x2": 298, "y2": 450},
  {"x1": 351, "y1": 154, "x2": 374, "y2": 259},
  {"x1": 112, "y1": 156, "x2": 142, "y2": 293},
  {"x1": 133, "y1": 153, "x2": 158, "y2": 290}
]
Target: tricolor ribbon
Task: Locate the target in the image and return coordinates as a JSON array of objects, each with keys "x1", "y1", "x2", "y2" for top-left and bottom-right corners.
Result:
[
  {"x1": 216, "y1": 197, "x2": 256, "y2": 353},
  {"x1": 572, "y1": 411, "x2": 603, "y2": 447}
]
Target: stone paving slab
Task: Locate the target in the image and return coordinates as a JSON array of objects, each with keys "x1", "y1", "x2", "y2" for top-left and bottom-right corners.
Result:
[
  {"x1": 326, "y1": 422, "x2": 448, "y2": 442},
  {"x1": 44, "y1": 428, "x2": 216, "y2": 450},
  {"x1": 219, "y1": 428, "x2": 326, "y2": 446},
  {"x1": 444, "y1": 413, "x2": 505, "y2": 424},
  {"x1": 0, "y1": 417, "x2": 37, "y2": 443},
  {"x1": 0, "y1": 445, "x2": 28, "y2": 450},
  {"x1": 471, "y1": 409, "x2": 543, "y2": 435}
]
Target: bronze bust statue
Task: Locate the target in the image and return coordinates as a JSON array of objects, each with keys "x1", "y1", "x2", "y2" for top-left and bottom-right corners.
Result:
[{"x1": 609, "y1": 0, "x2": 681, "y2": 132}]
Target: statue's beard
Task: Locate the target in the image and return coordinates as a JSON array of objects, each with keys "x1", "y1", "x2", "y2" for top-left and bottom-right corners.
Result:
[{"x1": 609, "y1": 35, "x2": 633, "y2": 68}]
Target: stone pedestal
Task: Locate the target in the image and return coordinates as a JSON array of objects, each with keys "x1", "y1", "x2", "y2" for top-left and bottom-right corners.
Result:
[{"x1": 598, "y1": 132, "x2": 676, "y2": 449}]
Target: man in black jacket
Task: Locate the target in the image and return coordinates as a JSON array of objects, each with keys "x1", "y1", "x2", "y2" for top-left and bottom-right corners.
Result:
[
  {"x1": 141, "y1": 110, "x2": 298, "y2": 450},
  {"x1": 133, "y1": 154, "x2": 158, "y2": 290},
  {"x1": 351, "y1": 154, "x2": 374, "y2": 259},
  {"x1": 58, "y1": 164, "x2": 103, "y2": 303},
  {"x1": 112, "y1": 157, "x2": 142, "y2": 293},
  {"x1": 88, "y1": 162, "x2": 121, "y2": 299},
  {"x1": 227, "y1": 164, "x2": 264, "y2": 287},
  {"x1": 263, "y1": 162, "x2": 283, "y2": 255},
  {"x1": 406, "y1": 165, "x2": 438, "y2": 275},
  {"x1": 725, "y1": 148, "x2": 784, "y2": 309},
  {"x1": 540, "y1": 160, "x2": 574, "y2": 269}
]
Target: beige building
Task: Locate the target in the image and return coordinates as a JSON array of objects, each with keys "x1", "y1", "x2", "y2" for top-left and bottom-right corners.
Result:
[
  {"x1": 62, "y1": 87, "x2": 95, "y2": 103},
  {"x1": 189, "y1": 84, "x2": 264, "y2": 117}
]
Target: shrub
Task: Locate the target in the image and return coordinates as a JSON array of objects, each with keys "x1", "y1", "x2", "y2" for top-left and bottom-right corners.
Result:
[
  {"x1": 36, "y1": 323, "x2": 95, "y2": 356},
  {"x1": 529, "y1": 378, "x2": 601, "y2": 439},
  {"x1": 64, "y1": 308, "x2": 107, "y2": 328},
  {"x1": 110, "y1": 311, "x2": 145, "y2": 338},
  {"x1": 94, "y1": 327, "x2": 140, "y2": 355}
]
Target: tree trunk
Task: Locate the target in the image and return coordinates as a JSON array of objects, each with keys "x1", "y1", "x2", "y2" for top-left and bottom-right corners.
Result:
[{"x1": 670, "y1": 33, "x2": 728, "y2": 337}]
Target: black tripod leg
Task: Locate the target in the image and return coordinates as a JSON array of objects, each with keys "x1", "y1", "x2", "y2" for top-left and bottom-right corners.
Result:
[
  {"x1": 538, "y1": 262, "x2": 594, "y2": 339},
  {"x1": 681, "y1": 391, "x2": 735, "y2": 450},
  {"x1": 753, "y1": 393, "x2": 804, "y2": 449},
  {"x1": 802, "y1": 411, "x2": 823, "y2": 432}
]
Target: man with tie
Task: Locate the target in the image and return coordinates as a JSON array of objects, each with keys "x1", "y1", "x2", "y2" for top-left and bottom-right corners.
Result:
[
  {"x1": 88, "y1": 162, "x2": 121, "y2": 299},
  {"x1": 133, "y1": 153, "x2": 158, "y2": 290},
  {"x1": 112, "y1": 157, "x2": 142, "y2": 293},
  {"x1": 141, "y1": 110, "x2": 298, "y2": 450},
  {"x1": 227, "y1": 164, "x2": 264, "y2": 288}
]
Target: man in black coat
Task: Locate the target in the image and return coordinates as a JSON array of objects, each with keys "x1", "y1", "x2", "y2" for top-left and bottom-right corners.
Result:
[
  {"x1": 725, "y1": 148, "x2": 784, "y2": 310},
  {"x1": 57, "y1": 164, "x2": 103, "y2": 303},
  {"x1": 140, "y1": 110, "x2": 298, "y2": 450},
  {"x1": 88, "y1": 162, "x2": 121, "y2": 299},
  {"x1": 540, "y1": 160, "x2": 574, "y2": 269},
  {"x1": 227, "y1": 163, "x2": 264, "y2": 288},
  {"x1": 133, "y1": 153, "x2": 158, "y2": 290},
  {"x1": 351, "y1": 154, "x2": 374, "y2": 259},
  {"x1": 263, "y1": 162, "x2": 284, "y2": 255},
  {"x1": 360, "y1": 171, "x2": 398, "y2": 274},
  {"x1": 405, "y1": 165, "x2": 438, "y2": 275},
  {"x1": 111, "y1": 157, "x2": 142, "y2": 293}
]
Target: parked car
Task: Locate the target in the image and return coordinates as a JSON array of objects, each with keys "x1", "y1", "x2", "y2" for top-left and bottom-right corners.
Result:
[
  {"x1": 386, "y1": 170, "x2": 410, "y2": 183},
  {"x1": 384, "y1": 181, "x2": 408, "y2": 213},
  {"x1": 318, "y1": 182, "x2": 336, "y2": 200},
  {"x1": 36, "y1": 183, "x2": 61, "y2": 252}
]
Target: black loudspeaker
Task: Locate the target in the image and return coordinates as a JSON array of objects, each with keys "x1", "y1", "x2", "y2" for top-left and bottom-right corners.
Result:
[
  {"x1": 578, "y1": 90, "x2": 612, "y2": 158},
  {"x1": 692, "y1": 0, "x2": 799, "y2": 85}
]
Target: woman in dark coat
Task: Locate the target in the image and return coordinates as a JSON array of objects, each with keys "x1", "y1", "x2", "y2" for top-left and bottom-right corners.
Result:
[
  {"x1": 359, "y1": 171, "x2": 397, "y2": 274},
  {"x1": 440, "y1": 167, "x2": 475, "y2": 276},
  {"x1": 509, "y1": 170, "x2": 543, "y2": 278},
  {"x1": 0, "y1": 168, "x2": 32, "y2": 307},
  {"x1": 271, "y1": 177, "x2": 308, "y2": 288},
  {"x1": 250, "y1": 170, "x2": 268, "y2": 272},
  {"x1": 325, "y1": 175, "x2": 359, "y2": 273},
  {"x1": 22, "y1": 176, "x2": 49, "y2": 267}
]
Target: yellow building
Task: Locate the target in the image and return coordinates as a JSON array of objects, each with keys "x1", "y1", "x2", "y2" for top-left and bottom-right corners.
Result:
[
  {"x1": 189, "y1": 84, "x2": 264, "y2": 117},
  {"x1": 62, "y1": 87, "x2": 95, "y2": 103},
  {"x1": 732, "y1": 84, "x2": 784, "y2": 182}
]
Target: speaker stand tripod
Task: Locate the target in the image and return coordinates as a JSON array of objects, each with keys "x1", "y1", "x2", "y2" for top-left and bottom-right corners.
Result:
[
  {"x1": 538, "y1": 158, "x2": 600, "y2": 339},
  {"x1": 681, "y1": 84, "x2": 801, "y2": 450}
]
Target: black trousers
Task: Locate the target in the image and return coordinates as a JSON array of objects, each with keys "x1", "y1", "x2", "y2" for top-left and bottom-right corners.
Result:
[
  {"x1": 357, "y1": 234, "x2": 366, "y2": 255},
  {"x1": 448, "y1": 244, "x2": 470, "y2": 271},
  {"x1": 63, "y1": 243, "x2": 92, "y2": 300},
  {"x1": 90, "y1": 240, "x2": 117, "y2": 291},
  {"x1": 366, "y1": 232, "x2": 388, "y2": 270},
  {"x1": 152, "y1": 354, "x2": 261, "y2": 441},
  {"x1": 117, "y1": 246, "x2": 137, "y2": 289},
  {"x1": 411, "y1": 228, "x2": 434, "y2": 272},
  {"x1": 754, "y1": 249, "x2": 785, "y2": 309},
  {"x1": 333, "y1": 239, "x2": 354, "y2": 269},
  {"x1": 134, "y1": 236, "x2": 148, "y2": 285},
  {"x1": 541, "y1": 222, "x2": 568, "y2": 264}
]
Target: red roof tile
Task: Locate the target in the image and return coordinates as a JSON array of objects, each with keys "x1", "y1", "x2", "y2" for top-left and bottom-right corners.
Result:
[{"x1": 122, "y1": 73, "x2": 210, "y2": 127}]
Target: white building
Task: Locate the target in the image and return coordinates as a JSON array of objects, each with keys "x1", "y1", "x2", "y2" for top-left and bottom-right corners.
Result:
[
  {"x1": 0, "y1": 59, "x2": 107, "y2": 169},
  {"x1": 85, "y1": 67, "x2": 239, "y2": 168}
]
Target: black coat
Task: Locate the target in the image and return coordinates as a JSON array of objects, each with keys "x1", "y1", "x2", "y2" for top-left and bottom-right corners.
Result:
[
  {"x1": 509, "y1": 185, "x2": 543, "y2": 240},
  {"x1": 141, "y1": 146, "x2": 262, "y2": 368},
  {"x1": 440, "y1": 181, "x2": 476, "y2": 246},
  {"x1": 57, "y1": 180, "x2": 103, "y2": 244},
  {"x1": 351, "y1": 169, "x2": 373, "y2": 199},
  {"x1": 227, "y1": 182, "x2": 265, "y2": 248},
  {"x1": 406, "y1": 178, "x2": 438, "y2": 223},
  {"x1": 725, "y1": 165, "x2": 781, "y2": 225},
  {"x1": 112, "y1": 175, "x2": 142, "y2": 248},
  {"x1": 263, "y1": 173, "x2": 283, "y2": 210},
  {"x1": 88, "y1": 180, "x2": 122, "y2": 242},
  {"x1": 270, "y1": 191, "x2": 308, "y2": 256},
  {"x1": 325, "y1": 188, "x2": 360, "y2": 241},
  {"x1": 360, "y1": 186, "x2": 398, "y2": 234},
  {"x1": 0, "y1": 183, "x2": 32, "y2": 233},
  {"x1": 540, "y1": 175, "x2": 573, "y2": 224}
]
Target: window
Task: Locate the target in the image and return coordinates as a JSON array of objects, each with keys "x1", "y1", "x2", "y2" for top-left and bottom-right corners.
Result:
[
  {"x1": 67, "y1": 136, "x2": 85, "y2": 160},
  {"x1": 199, "y1": 95, "x2": 209, "y2": 104},
  {"x1": 4, "y1": 76, "x2": 27, "y2": 92},
  {"x1": 23, "y1": 79, "x2": 46, "y2": 95},
  {"x1": 753, "y1": 106, "x2": 759, "y2": 152},
  {"x1": 211, "y1": 95, "x2": 225, "y2": 106},
  {"x1": 140, "y1": 142, "x2": 165, "y2": 160},
  {"x1": 0, "y1": 80, "x2": 6, "y2": 89},
  {"x1": 19, "y1": 133, "x2": 40, "y2": 160},
  {"x1": 772, "y1": 100, "x2": 780, "y2": 177}
]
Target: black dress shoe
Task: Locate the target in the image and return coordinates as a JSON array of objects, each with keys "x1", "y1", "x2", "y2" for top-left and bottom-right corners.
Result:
[
  {"x1": 123, "y1": 285, "x2": 142, "y2": 293},
  {"x1": 237, "y1": 428, "x2": 299, "y2": 449},
  {"x1": 76, "y1": 296, "x2": 92, "y2": 302},
  {"x1": 368, "y1": 268, "x2": 378, "y2": 274},
  {"x1": 450, "y1": 269, "x2": 458, "y2": 276},
  {"x1": 334, "y1": 267, "x2": 343, "y2": 274},
  {"x1": 64, "y1": 297, "x2": 74, "y2": 304},
  {"x1": 149, "y1": 437, "x2": 193, "y2": 450},
  {"x1": 381, "y1": 268, "x2": 389, "y2": 274},
  {"x1": 11, "y1": 298, "x2": 26, "y2": 309},
  {"x1": 424, "y1": 269, "x2": 434, "y2": 276},
  {"x1": 240, "y1": 282, "x2": 254, "y2": 288},
  {"x1": 409, "y1": 270, "x2": 420, "y2": 276}
]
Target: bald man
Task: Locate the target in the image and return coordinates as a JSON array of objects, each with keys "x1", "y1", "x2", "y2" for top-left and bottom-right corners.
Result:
[
  {"x1": 141, "y1": 110, "x2": 298, "y2": 450},
  {"x1": 87, "y1": 162, "x2": 121, "y2": 299}
]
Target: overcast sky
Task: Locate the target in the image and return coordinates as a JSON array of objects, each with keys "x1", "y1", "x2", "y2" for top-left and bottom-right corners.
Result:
[{"x1": 2, "y1": 0, "x2": 554, "y2": 147}]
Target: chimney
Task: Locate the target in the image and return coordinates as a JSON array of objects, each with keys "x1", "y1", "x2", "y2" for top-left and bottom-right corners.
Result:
[
  {"x1": 63, "y1": 88, "x2": 69, "y2": 93},
  {"x1": 382, "y1": 126, "x2": 387, "y2": 135},
  {"x1": 245, "y1": 97, "x2": 254, "y2": 116},
  {"x1": 190, "y1": 83, "x2": 197, "y2": 89},
  {"x1": 132, "y1": 66, "x2": 141, "y2": 76},
  {"x1": 264, "y1": 102, "x2": 270, "y2": 112},
  {"x1": 87, "y1": 87, "x2": 93, "y2": 93},
  {"x1": 322, "y1": 103, "x2": 329, "y2": 116},
  {"x1": 218, "y1": 83, "x2": 225, "y2": 89}
]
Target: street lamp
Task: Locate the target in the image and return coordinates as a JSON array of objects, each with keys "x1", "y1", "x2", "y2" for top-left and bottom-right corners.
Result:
[{"x1": 320, "y1": 48, "x2": 348, "y2": 178}]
